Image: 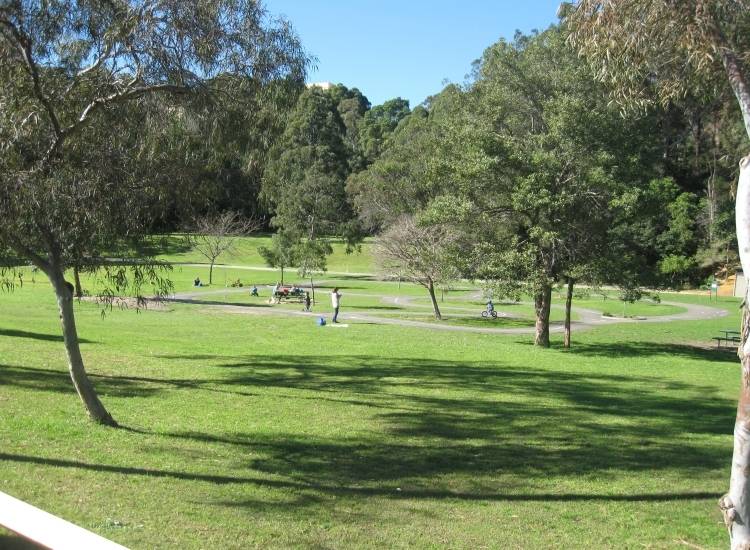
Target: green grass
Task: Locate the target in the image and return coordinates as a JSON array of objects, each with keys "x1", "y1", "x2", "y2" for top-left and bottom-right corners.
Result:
[
  {"x1": 0, "y1": 271, "x2": 742, "y2": 548},
  {"x1": 149, "y1": 234, "x2": 376, "y2": 274},
  {"x1": 0, "y1": 239, "x2": 742, "y2": 547}
]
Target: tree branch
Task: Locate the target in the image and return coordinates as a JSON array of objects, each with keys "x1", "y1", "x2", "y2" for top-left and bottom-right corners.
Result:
[
  {"x1": 0, "y1": 16, "x2": 62, "y2": 141},
  {"x1": 46, "y1": 82, "x2": 191, "y2": 162}
]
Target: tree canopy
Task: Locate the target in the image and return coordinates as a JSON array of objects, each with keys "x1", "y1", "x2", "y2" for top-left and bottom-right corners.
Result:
[{"x1": 0, "y1": 0, "x2": 309, "y2": 425}]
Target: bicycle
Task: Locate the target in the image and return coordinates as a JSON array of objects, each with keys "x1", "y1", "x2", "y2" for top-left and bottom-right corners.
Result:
[{"x1": 481, "y1": 309, "x2": 498, "y2": 319}]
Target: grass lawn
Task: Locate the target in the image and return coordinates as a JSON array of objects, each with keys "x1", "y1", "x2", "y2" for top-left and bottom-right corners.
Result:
[
  {"x1": 0, "y1": 238, "x2": 743, "y2": 548},
  {"x1": 0, "y1": 268, "x2": 742, "y2": 549},
  {"x1": 148, "y1": 234, "x2": 376, "y2": 275}
]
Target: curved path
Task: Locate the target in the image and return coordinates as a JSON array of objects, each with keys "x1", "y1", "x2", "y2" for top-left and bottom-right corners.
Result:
[{"x1": 168, "y1": 286, "x2": 728, "y2": 336}]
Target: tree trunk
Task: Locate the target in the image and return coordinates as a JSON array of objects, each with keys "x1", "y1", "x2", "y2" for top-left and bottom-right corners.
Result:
[
  {"x1": 310, "y1": 276, "x2": 315, "y2": 303},
  {"x1": 534, "y1": 284, "x2": 552, "y2": 347},
  {"x1": 722, "y1": 155, "x2": 750, "y2": 547},
  {"x1": 49, "y1": 266, "x2": 116, "y2": 426},
  {"x1": 563, "y1": 277, "x2": 574, "y2": 349},
  {"x1": 209, "y1": 260, "x2": 214, "y2": 285},
  {"x1": 73, "y1": 266, "x2": 83, "y2": 298},
  {"x1": 721, "y1": 51, "x2": 750, "y2": 139},
  {"x1": 280, "y1": 266, "x2": 284, "y2": 286},
  {"x1": 427, "y1": 279, "x2": 442, "y2": 320}
]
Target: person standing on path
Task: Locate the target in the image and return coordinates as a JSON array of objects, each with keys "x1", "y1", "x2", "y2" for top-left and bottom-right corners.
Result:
[{"x1": 331, "y1": 287, "x2": 341, "y2": 323}]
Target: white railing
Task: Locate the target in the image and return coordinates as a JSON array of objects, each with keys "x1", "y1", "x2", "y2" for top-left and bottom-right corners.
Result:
[{"x1": 0, "y1": 490, "x2": 129, "y2": 550}]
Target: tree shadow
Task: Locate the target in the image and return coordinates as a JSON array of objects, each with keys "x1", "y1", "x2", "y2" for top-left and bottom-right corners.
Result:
[
  {"x1": 563, "y1": 341, "x2": 737, "y2": 364},
  {"x1": 117, "y1": 352, "x2": 734, "y2": 482},
  {"x1": 3, "y1": 348, "x2": 735, "y2": 508},
  {"x1": 0, "y1": 328, "x2": 96, "y2": 344},
  {"x1": 0, "y1": 450, "x2": 720, "y2": 504},
  {"x1": 0, "y1": 365, "x2": 173, "y2": 398},
  {"x1": 0, "y1": 362, "x2": 267, "y2": 401}
]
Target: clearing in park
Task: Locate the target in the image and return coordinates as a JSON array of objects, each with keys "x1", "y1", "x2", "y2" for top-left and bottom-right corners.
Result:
[{"x1": 0, "y1": 237, "x2": 740, "y2": 548}]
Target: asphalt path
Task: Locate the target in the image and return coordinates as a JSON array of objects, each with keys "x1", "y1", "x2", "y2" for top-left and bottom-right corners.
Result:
[{"x1": 168, "y1": 286, "x2": 729, "y2": 335}]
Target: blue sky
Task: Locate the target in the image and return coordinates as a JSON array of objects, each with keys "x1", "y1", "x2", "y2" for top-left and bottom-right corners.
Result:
[{"x1": 264, "y1": 0, "x2": 562, "y2": 108}]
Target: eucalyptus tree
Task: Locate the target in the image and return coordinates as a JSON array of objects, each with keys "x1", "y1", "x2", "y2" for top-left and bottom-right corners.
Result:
[
  {"x1": 347, "y1": 106, "x2": 434, "y2": 231},
  {"x1": 196, "y1": 75, "x2": 306, "y2": 221},
  {"x1": 436, "y1": 28, "x2": 648, "y2": 347},
  {"x1": 565, "y1": 1, "x2": 750, "y2": 543},
  {"x1": 348, "y1": 98, "x2": 465, "y2": 319},
  {"x1": 358, "y1": 98, "x2": 411, "y2": 164},
  {"x1": 262, "y1": 87, "x2": 362, "y2": 279},
  {"x1": 0, "y1": 0, "x2": 308, "y2": 425},
  {"x1": 329, "y1": 84, "x2": 370, "y2": 171}
]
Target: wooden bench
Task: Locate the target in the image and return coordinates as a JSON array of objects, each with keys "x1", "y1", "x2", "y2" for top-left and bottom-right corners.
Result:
[{"x1": 0, "y1": 490, "x2": 128, "y2": 550}]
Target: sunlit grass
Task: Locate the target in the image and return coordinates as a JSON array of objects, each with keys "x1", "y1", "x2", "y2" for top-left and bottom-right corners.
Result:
[{"x1": 0, "y1": 277, "x2": 741, "y2": 548}]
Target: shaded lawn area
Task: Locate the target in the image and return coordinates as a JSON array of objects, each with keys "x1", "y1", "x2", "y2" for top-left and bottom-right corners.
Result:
[{"x1": 0, "y1": 284, "x2": 741, "y2": 548}]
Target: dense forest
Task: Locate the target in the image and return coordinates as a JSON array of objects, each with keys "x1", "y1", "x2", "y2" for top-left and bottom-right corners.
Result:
[
  {"x1": 2, "y1": 6, "x2": 746, "y2": 347},
  {"x1": 167, "y1": 25, "x2": 745, "y2": 296}
]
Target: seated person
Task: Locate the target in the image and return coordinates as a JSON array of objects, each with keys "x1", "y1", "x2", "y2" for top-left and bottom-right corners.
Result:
[
  {"x1": 486, "y1": 299, "x2": 494, "y2": 313},
  {"x1": 194, "y1": 277, "x2": 202, "y2": 287}
]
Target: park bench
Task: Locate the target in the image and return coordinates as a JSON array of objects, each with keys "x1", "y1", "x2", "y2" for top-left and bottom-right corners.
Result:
[
  {"x1": 274, "y1": 286, "x2": 305, "y2": 303},
  {"x1": 714, "y1": 329, "x2": 741, "y2": 350},
  {"x1": 0, "y1": 490, "x2": 128, "y2": 550}
]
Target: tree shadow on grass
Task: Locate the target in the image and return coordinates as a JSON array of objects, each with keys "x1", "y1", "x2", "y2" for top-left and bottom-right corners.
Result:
[
  {"x1": 0, "y1": 328, "x2": 96, "y2": 344},
  {"x1": 562, "y1": 341, "x2": 737, "y2": 363},
  {"x1": 143, "y1": 347, "x2": 736, "y2": 441},
  {"x1": 0, "y1": 450, "x2": 720, "y2": 504},
  {"x1": 0, "y1": 363, "x2": 263, "y2": 400},
  {"x1": 3, "y1": 346, "x2": 736, "y2": 506},
  {"x1": 112, "y1": 350, "x2": 734, "y2": 488}
]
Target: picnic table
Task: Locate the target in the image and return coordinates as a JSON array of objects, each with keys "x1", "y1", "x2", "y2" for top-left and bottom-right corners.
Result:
[
  {"x1": 273, "y1": 286, "x2": 305, "y2": 303},
  {"x1": 714, "y1": 329, "x2": 741, "y2": 350}
]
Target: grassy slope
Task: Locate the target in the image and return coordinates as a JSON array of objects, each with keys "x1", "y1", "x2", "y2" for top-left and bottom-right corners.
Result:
[
  {"x1": 0, "y1": 237, "x2": 741, "y2": 548},
  {"x1": 151, "y1": 234, "x2": 376, "y2": 275}
]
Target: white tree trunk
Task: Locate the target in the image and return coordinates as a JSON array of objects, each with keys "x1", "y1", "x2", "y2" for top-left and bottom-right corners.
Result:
[{"x1": 723, "y1": 154, "x2": 750, "y2": 548}]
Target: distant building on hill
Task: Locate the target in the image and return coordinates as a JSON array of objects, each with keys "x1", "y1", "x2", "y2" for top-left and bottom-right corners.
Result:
[
  {"x1": 307, "y1": 81, "x2": 334, "y2": 91},
  {"x1": 717, "y1": 268, "x2": 747, "y2": 297}
]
